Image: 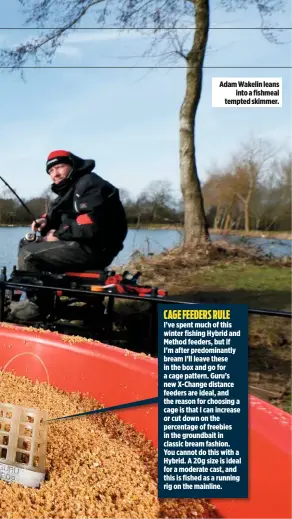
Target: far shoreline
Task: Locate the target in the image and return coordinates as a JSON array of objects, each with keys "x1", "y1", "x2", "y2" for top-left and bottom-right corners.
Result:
[
  {"x1": 0, "y1": 223, "x2": 291, "y2": 241},
  {"x1": 127, "y1": 224, "x2": 291, "y2": 240}
]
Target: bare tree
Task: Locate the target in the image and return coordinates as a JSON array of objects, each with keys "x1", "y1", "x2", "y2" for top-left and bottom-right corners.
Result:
[
  {"x1": 203, "y1": 168, "x2": 238, "y2": 230},
  {"x1": 117, "y1": 188, "x2": 132, "y2": 206},
  {"x1": 267, "y1": 153, "x2": 292, "y2": 230},
  {"x1": 0, "y1": 0, "x2": 286, "y2": 245},
  {"x1": 203, "y1": 141, "x2": 290, "y2": 232},
  {"x1": 144, "y1": 180, "x2": 175, "y2": 221},
  {"x1": 231, "y1": 137, "x2": 279, "y2": 231}
]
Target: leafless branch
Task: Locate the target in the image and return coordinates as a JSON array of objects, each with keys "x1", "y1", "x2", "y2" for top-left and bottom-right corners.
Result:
[
  {"x1": 0, "y1": 0, "x2": 287, "y2": 75},
  {"x1": 0, "y1": 0, "x2": 105, "y2": 70}
]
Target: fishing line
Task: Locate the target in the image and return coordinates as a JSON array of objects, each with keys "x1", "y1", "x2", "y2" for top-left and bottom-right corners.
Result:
[{"x1": 46, "y1": 396, "x2": 158, "y2": 423}]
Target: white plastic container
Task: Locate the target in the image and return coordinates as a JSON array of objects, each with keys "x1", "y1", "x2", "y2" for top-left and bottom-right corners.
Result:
[{"x1": 0, "y1": 402, "x2": 48, "y2": 488}]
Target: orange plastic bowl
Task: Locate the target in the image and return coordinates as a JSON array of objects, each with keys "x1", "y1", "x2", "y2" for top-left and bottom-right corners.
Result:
[{"x1": 0, "y1": 324, "x2": 291, "y2": 518}]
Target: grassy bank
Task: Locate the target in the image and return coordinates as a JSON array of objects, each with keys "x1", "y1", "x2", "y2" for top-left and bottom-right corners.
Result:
[
  {"x1": 116, "y1": 240, "x2": 291, "y2": 412},
  {"x1": 128, "y1": 223, "x2": 291, "y2": 240}
]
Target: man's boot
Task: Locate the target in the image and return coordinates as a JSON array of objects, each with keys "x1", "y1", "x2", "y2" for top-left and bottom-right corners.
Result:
[
  {"x1": 7, "y1": 289, "x2": 55, "y2": 322},
  {"x1": 8, "y1": 299, "x2": 42, "y2": 322}
]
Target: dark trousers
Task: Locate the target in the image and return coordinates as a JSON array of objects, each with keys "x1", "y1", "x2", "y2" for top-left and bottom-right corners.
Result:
[
  {"x1": 17, "y1": 239, "x2": 114, "y2": 308},
  {"x1": 18, "y1": 239, "x2": 113, "y2": 274}
]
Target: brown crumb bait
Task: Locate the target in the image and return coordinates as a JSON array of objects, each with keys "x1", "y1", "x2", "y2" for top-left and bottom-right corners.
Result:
[{"x1": 0, "y1": 372, "x2": 219, "y2": 519}]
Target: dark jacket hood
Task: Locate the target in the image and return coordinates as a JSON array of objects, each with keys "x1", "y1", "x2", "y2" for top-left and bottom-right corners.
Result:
[{"x1": 69, "y1": 153, "x2": 95, "y2": 175}]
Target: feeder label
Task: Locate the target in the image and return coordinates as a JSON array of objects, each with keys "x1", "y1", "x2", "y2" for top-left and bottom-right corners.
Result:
[{"x1": 157, "y1": 304, "x2": 248, "y2": 499}]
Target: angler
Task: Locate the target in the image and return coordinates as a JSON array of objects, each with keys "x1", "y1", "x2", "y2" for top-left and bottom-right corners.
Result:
[{"x1": 6, "y1": 150, "x2": 128, "y2": 321}]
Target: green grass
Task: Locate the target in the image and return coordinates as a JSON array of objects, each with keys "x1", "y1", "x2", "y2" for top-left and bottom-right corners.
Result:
[
  {"x1": 158, "y1": 263, "x2": 291, "y2": 410},
  {"x1": 279, "y1": 391, "x2": 291, "y2": 413},
  {"x1": 199, "y1": 263, "x2": 289, "y2": 291},
  {"x1": 155, "y1": 263, "x2": 291, "y2": 315},
  {"x1": 183, "y1": 263, "x2": 291, "y2": 310},
  {"x1": 120, "y1": 242, "x2": 291, "y2": 411},
  {"x1": 282, "y1": 392, "x2": 292, "y2": 413}
]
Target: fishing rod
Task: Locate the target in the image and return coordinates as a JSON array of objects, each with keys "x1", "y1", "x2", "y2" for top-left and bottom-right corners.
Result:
[
  {"x1": 0, "y1": 175, "x2": 38, "y2": 224},
  {"x1": 0, "y1": 175, "x2": 40, "y2": 241}
]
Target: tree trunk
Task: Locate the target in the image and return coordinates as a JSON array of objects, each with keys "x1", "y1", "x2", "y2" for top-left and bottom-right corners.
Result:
[
  {"x1": 235, "y1": 215, "x2": 241, "y2": 229},
  {"x1": 224, "y1": 213, "x2": 231, "y2": 230},
  {"x1": 213, "y1": 206, "x2": 220, "y2": 229},
  {"x1": 244, "y1": 189, "x2": 253, "y2": 232},
  {"x1": 224, "y1": 196, "x2": 235, "y2": 230},
  {"x1": 244, "y1": 202, "x2": 250, "y2": 232},
  {"x1": 237, "y1": 192, "x2": 251, "y2": 232},
  {"x1": 219, "y1": 207, "x2": 227, "y2": 229},
  {"x1": 179, "y1": 0, "x2": 209, "y2": 246}
]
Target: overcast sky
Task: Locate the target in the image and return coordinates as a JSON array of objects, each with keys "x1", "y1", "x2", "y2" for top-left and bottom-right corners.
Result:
[{"x1": 0, "y1": 0, "x2": 291, "y2": 201}]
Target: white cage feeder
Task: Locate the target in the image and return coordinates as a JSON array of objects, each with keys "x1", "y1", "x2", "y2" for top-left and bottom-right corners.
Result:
[{"x1": 0, "y1": 402, "x2": 48, "y2": 488}]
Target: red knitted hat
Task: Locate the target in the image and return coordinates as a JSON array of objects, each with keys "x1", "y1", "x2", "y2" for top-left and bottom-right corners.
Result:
[{"x1": 46, "y1": 150, "x2": 73, "y2": 173}]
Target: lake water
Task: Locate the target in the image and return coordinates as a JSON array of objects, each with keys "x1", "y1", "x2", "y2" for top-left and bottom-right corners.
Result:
[{"x1": 0, "y1": 226, "x2": 290, "y2": 276}]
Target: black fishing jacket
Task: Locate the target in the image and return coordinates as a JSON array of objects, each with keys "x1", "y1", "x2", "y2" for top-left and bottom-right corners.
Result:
[{"x1": 41, "y1": 163, "x2": 128, "y2": 258}]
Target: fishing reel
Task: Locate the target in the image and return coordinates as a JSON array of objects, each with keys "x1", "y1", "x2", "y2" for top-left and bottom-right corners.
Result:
[
  {"x1": 24, "y1": 220, "x2": 44, "y2": 243},
  {"x1": 24, "y1": 232, "x2": 42, "y2": 243},
  {"x1": 24, "y1": 232, "x2": 36, "y2": 242}
]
